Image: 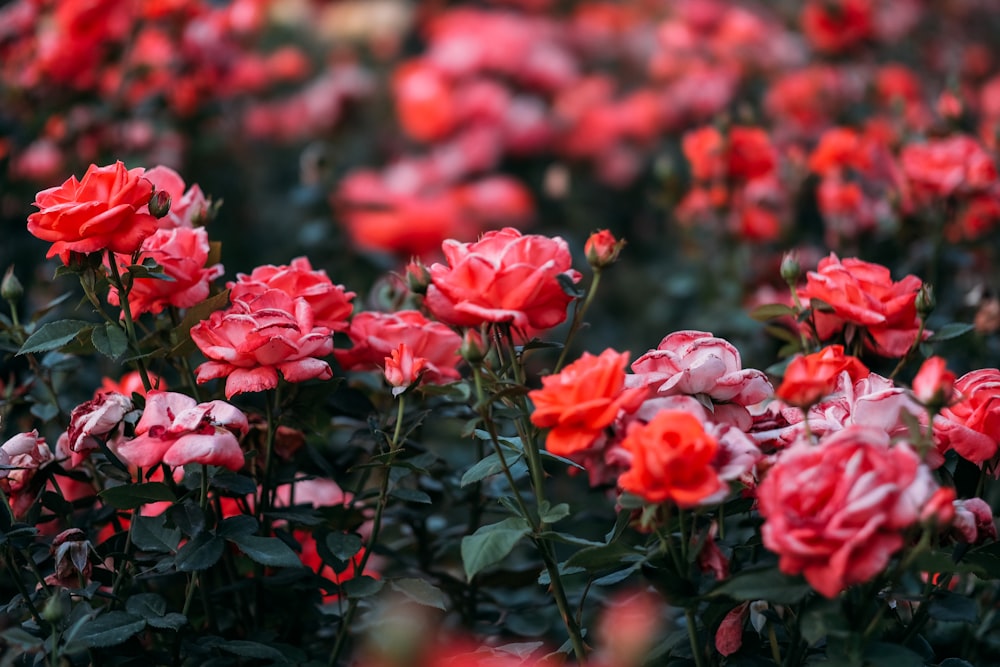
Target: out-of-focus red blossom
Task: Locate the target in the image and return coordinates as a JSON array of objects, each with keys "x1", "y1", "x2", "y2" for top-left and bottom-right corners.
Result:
[
  {"x1": 913, "y1": 356, "x2": 956, "y2": 407},
  {"x1": 776, "y1": 345, "x2": 869, "y2": 408},
  {"x1": 758, "y1": 425, "x2": 941, "y2": 598},
  {"x1": 627, "y1": 330, "x2": 773, "y2": 431},
  {"x1": 765, "y1": 66, "x2": 853, "y2": 139},
  {"x1": 191, "y1": 289, "x2": 334, "y2": 399},
  {"x1": 100, "y1": 371, "x2": 165, "y2": 397},
  {"x1": 27, "y1": 162, "x2": 158, "y2": 264},
  {"x1": 682, "y1": 126, "x2": 777, "y2": 183},
  {"x1": 384, "y1": 344, "x2": 428, "y2": 397},
  {"x1": 297, "y1": 529, "x2": 372, "y2": 601},
  {"x1": 801, "y1": 0, "x2": 873, "y2": 54},
  {"x1": 424, "y1": 228, "x2": 581, "y2": 331},
  {"x1": 0, "y1": 431, "x2": 53, "y2": 517},
  {"x1": 584, "y1": 229, "x2": 623, "y2": 269},
  {"x1": 141, "y1": 166, "x2": 211, "y2": 230},
  {"x1": 618, "y1": 410, "x2": 724, "y2": 507},
  {"x1": 393, "y1": 61, "x2": 457, "y2": 142},
  {"x1": 64, "y1": 392, "x2": 133, "y2": 462},
  {"x1": 808, "y1": 127, "x2": 873, "y2": 176},
  {"x1": 935, "y1": 369, "x2": 1000, "y2": 466},
  {"x1": 796, "y1": 254, "x2": 926, "y2": 357},
  {"x1": 108, "y1": 226, "x2": 224, "y2": 317},
  {"x1": 594, "y1": 590, "x2": 663, "y2": 667},
  {"x1": 696, "y1": 522, "x2": 730, "y2": 581},
  {"x1": 529, "y1": 349, "x2": 646, "y2": 457},
  {"x1": 950, "y1": 195, "x2": 1000, "y2": 241},
  {"x1": 951, "y1": 498, "x2": 997, "y2": 544},
  {"x1": 115, "y1": 391, "x2": 247, "y2": 471},
  {"x1": 229, "y1": 257, "x2": 354, "y2": 332},
  {"x1": 335, "y1": 310, "x2": 462, "y2": 385},
  {"x1": 901, "y1": 135, "x2": 998, "y2": 200}
]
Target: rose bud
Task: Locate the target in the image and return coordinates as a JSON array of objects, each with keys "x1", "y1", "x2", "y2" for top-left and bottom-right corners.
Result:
[
  {"x1": 2, "y1": 266, "x2": 23, "y2": 303},
  {"x1": 912, "y1": 356, "x2": 956, "y2": 410},
  {"x1": 585, "y1": 229, "x2": 624, "y2": 270},
  {"x1": 148, "y1": 189, "x2": 172, "y2": 219}
]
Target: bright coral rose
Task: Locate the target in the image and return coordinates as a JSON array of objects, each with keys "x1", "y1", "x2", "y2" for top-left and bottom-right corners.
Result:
[
  {"x1": 229, "y1": 257, "x2": 354, "y2": 332},
  {"x1": 335, "y1": 310, "x2": 462, "y2": 385},
  {"x1": 758, "y1": 425, "x2": 938, "y2": 598},
  {"x1": 115, "y1": 391, "x2": 248, "y2": 471},
  {"x1": 901, "y1": 135, "x2": 998, "y2": 200},
  {"x1": 108, "y1": 226, "x2": 224, "y2": 316},
  {"x1": 618, "y1": 410, "x2": 725, "y2": 507},
  {"x1": 27, "y1": 161, "x2": 158, "y2": 263},
  {"x1": 529, "y1": 349, "x2": 647, "y2": 456},
  {"x1": 393, "y1": 60, "x2": 457, "y2": 143},
  {"x1": 584, "y1": 229, "x2": 623, "y2": 269},
  {"x1": 797, "y1": 254, "x2": 925, "y2": 357},
  {"x1": 682, "y1": 126, "x2": 777, "y2": 183},
  {"x1": 935, "y1": 369, "x2": 1000, "y2": 465},
  {"x1": 912, "y1": 356, "x2": 956, "y2": 407},
  {"x1": 384, "y1": 343, "x2": 428, "y2": 397},
  {"x1": 190, "y1": 288, "x2": 334, "y2": 398},
  {"x1": 776, "y1": 345, "x2": 869, "y2": 408},
  {"x1": 424, "y1": 228, "x2": 581, "y2": 331},
  {"x1": 627, "y1": 331, "x2": 772, "y2": 431}
]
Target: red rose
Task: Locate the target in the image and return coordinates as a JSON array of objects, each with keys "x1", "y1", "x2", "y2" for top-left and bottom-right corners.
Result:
[
  {"x1": 801, "y1": 0, "x2": 874, "y2": 54},
  {"x1": 424, "y1": 227, "x2": 581, "y2": 331},
  {"x1": 758, "y1": 425, "x2": 939, "y2": 598},
  {"x1": 935, "y1": 369, "x2": 1000, "y2": 465},
  {"x1": 529, "y1": 349, "x2": 647, "y2": 456},
  {"x1": 383, "y1": 343, "x2": 428, "y2": 397},
  {"x1": 912, "y1": 356, "x2": 956, "y2": 407},
  {"x1": 191, "y1": 288, "x2": 334, "y2": 398},
  {"x1": 584, "y1": 229, "x2": 624, "y2": 269},
  {"x1": 618, "y1": 410, "x2": 725, "y2": 507},
  {"x1": 27, "y1": 161, "x2": 158, "y2": 263},
  {"x1": 797, "y1": 254, "x2": 926, "y2": 357},
  {"x1": 901, "y1": 135, "x2": 998, "y2": 200},
  {"x1": 776, "y1": 345, "x2": 869, "y2": 408}
]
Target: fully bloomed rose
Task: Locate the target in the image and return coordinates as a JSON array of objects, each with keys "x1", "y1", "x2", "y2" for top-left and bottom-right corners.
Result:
[
  {"x1": 27, "y1": 161, "x2": 158, "y2": 263},
  {"x1": 618, "y1": 410, "x2": 725, "y2": 507},
  {"x1": 424, "y1": 227, "x2": 581, "y2": 331},
  {"x1": 901, "y1": 135, "x2": 997, "y2": 200},
  {"x1": 229, "y1": 257, "x2": 354, "y2": 332},
  {"x1": 758, "y1": 425, "x2": 938, "y2": 598},
  {"x1": 63, "y1": 392, "x2": 133, "y2": 462},
  {"x1": 108, "y1": 226, "x2": 224, "y2": 316},
  {"x1": 115, "y1": 391, "x2": 248, "y2": 471},
  {"x1": 776, "y1": 345, "x2": 869, "y2": 408},
  {"x1": 0, "y1": 431, "x2": 53, "y2": 517},
  {"x1": 627, "y1": 331, "x2": 772, "y2": 431},
  {"x1": 335, "y1": 310, "x2": 461, "y2": 385},
  {"x1": 529, "y1": 349, "x2": 647, "y2": 457},
  {"x1": 190, "y1": 288, "x2": 334, "y2": 398},
  {"x1": 935, "y1": 369, "x2": 1000, "y2": 465},
  {"x1": 797, "y1": 254, "x2": 925, "y2": 357}
]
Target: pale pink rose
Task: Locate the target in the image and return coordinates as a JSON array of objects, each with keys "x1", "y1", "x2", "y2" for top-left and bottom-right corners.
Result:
[
  {"x1": 191, "y1": 288, "x2": 334, "y2": 399},
  {"x1": 424, "y1": 227, "x2": 581, "y2": 331},
  {"x1": 274, "y1": 477, "x2": 349, "y2": 509},
  {"x1": 229, "y1": 257, "x2": 354, "y2": 332},
  {"x1": 64, "y1": 392, "x2": 133, "y2": 457},
  {"x1": 107, "y1": 226, "x2": 224, "y2": 316},
  {"x1": 0, "y1": 431, "x2": 53, "y2": 516},
  {"x1": 116, "y1": 391, "x2": 248, "y2": 471},
  {"x1": 627, "y1": 331, "x2": 773, "y2": 430},
  {"x1": 934, "y1": 369, "x2": 1000, "y2": 465},
  {"x1": 758, "y1": 425, "x2": 939, "y2": 598},
  {"x1": 142, "y1": 165, "x2": 211, "y2": 229},
  {"x1": 335, "y1": 310, "x2": 462, "y2": 385},
  {"x1": 951, "y1": 498, "x2": 997, "y2": 544}
]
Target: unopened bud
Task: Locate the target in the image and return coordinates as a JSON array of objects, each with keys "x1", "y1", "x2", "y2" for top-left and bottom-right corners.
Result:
[
  {"x1": 405, "y1": 259, "x2": 431, "y2": 295},
  {"x1": 916, "y1": 284, "x2": 935, "y2": 319},
  {"x1": 148, "y1": 190, "x2": 172, "y2": 219},
  {"x1": 585, "y1": 230, "x2": 624, "y2": 270},
  {"x1": 780, "y1": 252, "x2": 800, "y2": 285},
  {"x1": 2, "y1": 266, "x2": 23, "y2": 302},
  {"x1": 460, "y1": 329, "x2": 487, "y2": 364}
]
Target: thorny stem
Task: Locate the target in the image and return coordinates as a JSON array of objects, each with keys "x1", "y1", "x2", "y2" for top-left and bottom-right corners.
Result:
[{"x1": 106, "y1": 252, "x2": 153, "y2": 392}]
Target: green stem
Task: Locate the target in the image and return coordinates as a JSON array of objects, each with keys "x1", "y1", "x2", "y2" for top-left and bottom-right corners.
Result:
[
  {"x1": 685, "y1": 608, "x2": 706, "y2": 667},
  {"x1": 554, "y1": 271, "x2": 601, "y2": 373},
  {"x1": 106, "y1": 253, "x2": 152, "y2": 392}
]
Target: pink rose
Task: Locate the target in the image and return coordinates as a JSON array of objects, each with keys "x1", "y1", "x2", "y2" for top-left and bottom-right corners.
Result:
[
  {"x1": 27, "y1": 161, "x2": 158, "y2": 263},
  {"x1": 951, "y1": 498, "x2": 997, "y2": 544},
  {"x1": 384, "y1": 343, "x2": 428, "y2": 396},
  {"x1": 424, "y1": 227, "x2": 581, "y2": 331},
  {"x1": 116, "y1": 391, "x2": 248, "y2": 471},
  {"x1": 0, "y1": 431, "x2": 53, "y2": 517},
  {"x1": 335, "y1": 310, "x2": 462, "y2": 385},
  {"x1": 142, "y1": 165, "x2": 211, "y2": 229},
  {"x1": 108, "y1": 226, "x2": 224, "y2": 316},
  {"x1": 912, "y1": 356, "x2": 956, "y2": 407},
  {"x1": 627, "y1": 330, "x2": 772, "y2": 431},
  {"x1": 901, "y1": 135, "x2": 998, "y2": 200},
  {"x1": 64, "y1": 391, "x2": 133, "y2": 458},
  {"x1": 758, "y1": 425, "x2": 939, "y2": 598},
  {"x1": 230, "y1": 257, "x2": 354, "y2": 332},
  {"x1": 935, "y1": 369, "x2": 1000, "y2": 465},
  {"x1": 191, "y1": 288, "x2": 334, "y2": 398}
]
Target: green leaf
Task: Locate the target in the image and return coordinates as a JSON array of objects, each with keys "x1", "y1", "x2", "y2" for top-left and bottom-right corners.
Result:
[
  {"x1": 709, "y1": 568, "x2": 812, "y2": 604},
  {"x1": 228, "y1": 534, "x2": 303, "y2": 568},
  {"x1": 174, "y1": 532, "x2": 225, "y2": 572},
  {"x1": 390, "y1": 578, "x2": 448, "y2": 610},
  {"x1": 389, "y1": 488, "x2": 432, "y2": 504},
  {"x1": 215, "y1": 640, "x2": 291, "y2": 663},
  {"x1": 461, "y1": 517, "x2": 530, "y2": 580},
  {"x1": 864, "y1": 642, "x2": 926, "y2": 667},
  {"x1": 209, "y1": 470, "x2": 258, "y2": 496},
  {"x1": 326, "y1": 533, "x2": 363, "y2": 562},
  {"x1": 926, "y1": 323, "x2": 975, "y2": 343},
  {"x1": 344, "y1": 575, "x2": 384, "y2": 599},
  {"x1": 126, "y1": 593, "x2": 167, "y2": 619},
  {"x1": 265, "y1": 507, "x2": 324, "y2": 526},
  {"x1": 564, "y1": 542, "x2": 640, "y2": 570},
  {"x1": 800, "y1": 598, "x2": 849, "y2": 646},
  {"x1": 0, "y1": 627, "x2": 44, "y2": 650},
  {"x1": 99, "y1": 482, "x2": 176, "y2": 510},
  {"x1": 91, "y1": 323, "x2": 129, "y2": 361},
  {"x1": 147, "y1": 613, "x2": 187, "y2": 631},
  {"x1": 216, "y1": 515, "x2": 259, "y2": 538},
  {"x1": 538, "y1": 502, "x2": 570, "y2": 524},
  {"x1": 66, "y1": 611, "x2": 146, "y2": 649},
  {"x1": 17, "y1": 320, "x2": 93, "y2": 356},
  {"x1": 130, "y1": 514, "x2": 182, "y2": 553},
  {"x1": 461, "y1": 452, "x2": 524, "y2": 487},
  {"x1": 126, "y1": 262, "x2": 174, "y2": 281},
  {"x1": 537, "y1": 449, "x2": 587, "y2": 471},
  {"x1": 749, "y1": 303, "x2": 797, "y2": 321},
  {"x1": 927, "y1": 591, "x2": 979, "y2": 623}
]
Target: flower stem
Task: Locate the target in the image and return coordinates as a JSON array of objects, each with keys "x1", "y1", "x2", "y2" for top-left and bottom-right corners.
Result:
[
  {"x1": 685, "y1": 608, "x2": 706, "y2": 667},
  {"x1": 554, "y1": 271, "x2": 601, "y2": 373},
  {"x1": 106, "y1": 252, "x2": 153, "y2": 392}
]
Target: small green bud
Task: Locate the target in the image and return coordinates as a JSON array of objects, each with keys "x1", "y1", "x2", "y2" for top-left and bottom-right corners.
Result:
[
  {"x1": 148, "y1": 189, "x2": 172, "y2": 219},
  {"x1": 1, "y1": 266, "x2": 23, "y2": 302}
]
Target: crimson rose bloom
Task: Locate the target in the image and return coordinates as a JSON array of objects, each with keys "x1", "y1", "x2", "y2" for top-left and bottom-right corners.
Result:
[
  {"x1": 27, "y1": 161, "x2": 158, "y2": 264},
  {"x1": 424, "y1": 227, "x2": 581, "y2": 331},
  {"x1": 758, "y1": 425, "x2": 939, "y2": 598},
  {"x1": 797, "y1": 254, "x2": 926, "y2": 357},
  {"x1": 529, "y1": 349, "x2": 647, "y2": 456},
  {"x1": 191, "y1": 288, "x2": 334, "y2": 398},
  {"x1": 618, "y1": 410, "x2": 725, "y2": 507},
  {"x1": 935, "y1": 369, "x2": 1000, "y2": 465},
  {"x1": 776, "y1": 345, "x2": 869, "y2": 408}
]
